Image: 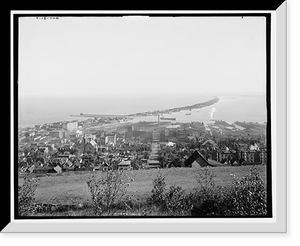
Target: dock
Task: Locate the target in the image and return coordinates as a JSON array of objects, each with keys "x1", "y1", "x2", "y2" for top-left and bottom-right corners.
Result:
[{"x1": 70, "y1": 113, "x2": 128, "y2": 118}]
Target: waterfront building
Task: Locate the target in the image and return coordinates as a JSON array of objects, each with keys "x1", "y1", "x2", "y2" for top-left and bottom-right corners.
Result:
[{"x1": 67, "y1": 121, "x2": 78, "y2": 132}]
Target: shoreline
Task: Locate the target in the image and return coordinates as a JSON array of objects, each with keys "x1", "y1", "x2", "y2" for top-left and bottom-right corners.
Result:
[
  {"x1": 128, "y1": 96, "x2": 219, "y2": 117},
  {"x1": 19, "y1": 95, "x2": 267, "y2": 129},
  {"x1": 18, "y1": 96, "x2": 219, "y2": 129},
  {"x1": 69, "y1": 96, "x2": 220, "y2": 119}
]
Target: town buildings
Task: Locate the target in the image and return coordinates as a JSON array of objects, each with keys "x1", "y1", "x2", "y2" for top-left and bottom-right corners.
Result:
[
  {"x1": 105, "y1": 133, "x2": 117, "y2": 146},
  {"x1": 18, "y1": 117, "x2": 267, "y2": 173}
]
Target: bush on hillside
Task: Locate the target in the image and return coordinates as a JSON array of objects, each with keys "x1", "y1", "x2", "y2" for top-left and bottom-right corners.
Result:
[
  {"x1": 190, "y1": 168, "x2": 224, "y2": 216},
  {"x1": 18, "y1": 173, "x2": 38, "y2": 216},
  {"x1": 190, "y1": 167, "x2": 267, "y2": 216},
  {"x1": 164, "y1": 185, "x2": 189, "y2": 215},
  {"x1": 149, "y1": 172, "x2": 190, "y2": 215},
  {"x1": 149, "y1": 172, "x2": 166, "y2": 206},
  {"x1": 87, "y1": 170, "x2": 131, "y2": 216},
  {"x1": 222, "y1": 167, "x2": 267, "y2": 216}
]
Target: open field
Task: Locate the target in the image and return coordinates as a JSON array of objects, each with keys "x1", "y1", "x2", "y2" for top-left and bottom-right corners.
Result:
[{"x1": 19, "y1": 165, "x2": 267, "y2": 206}]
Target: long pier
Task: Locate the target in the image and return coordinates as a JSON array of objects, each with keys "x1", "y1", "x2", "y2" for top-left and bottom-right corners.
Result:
[{"x1": 70, "y1": 114, "x2": 128, "y2": 118}]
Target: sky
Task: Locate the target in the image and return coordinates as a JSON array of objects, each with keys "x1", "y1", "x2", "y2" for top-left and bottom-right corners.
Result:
[{"x1": 19, "y1": 16, "x2": 266, "y2": 98}]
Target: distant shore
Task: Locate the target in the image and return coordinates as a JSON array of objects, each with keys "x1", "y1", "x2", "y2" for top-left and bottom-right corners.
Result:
[
  {"x1": 70, "y1": 96, "x2": 220, "y2": 119},
  {"x1": 128, "y1": 96, "x2": 219, "y2": 117}
]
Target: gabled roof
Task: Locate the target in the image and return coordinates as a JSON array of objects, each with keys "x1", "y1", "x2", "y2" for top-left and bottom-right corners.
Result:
[
  {"x1": 184, "y1": 150, "x2": 215, "y2": 167},
  {"x1": 202, "y1": 139, "x2": 217, "y2": 147}
]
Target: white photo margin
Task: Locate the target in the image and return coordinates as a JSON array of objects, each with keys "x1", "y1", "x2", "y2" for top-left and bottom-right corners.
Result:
[{"x1": 1, "y1": 4, "x2": 287, "y2": 233}]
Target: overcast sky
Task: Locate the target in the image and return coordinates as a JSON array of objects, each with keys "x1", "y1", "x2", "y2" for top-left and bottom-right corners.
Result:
[{"x1": 19, "y1": 16, "x2": 266, "y2": 97}]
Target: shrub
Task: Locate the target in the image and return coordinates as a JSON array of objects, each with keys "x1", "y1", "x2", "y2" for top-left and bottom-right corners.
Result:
[
  {"x1": 164, "y1": 185, "x2": 189, "y2": 215},
  {"x1": 18, "y1": 173, "x2": 38, "y2": 216},
  {"x1": 223, "y1": 167, "x2": 267, "y2": 216},
  {"x1": 195, "y1": 167, "x2": 216, "y2": 191},
  {"x1": 190, "y1": 168, "x2": 224, "y2": 216},
  {"x1": 149, "y1": 173, "x2": 189, "y2": 215},
  {"x1": 149, "y1": 172, "x2": 166, "y2": 206},
  {"x1": 190, "y1": 167, "x2": 267, "y2": 217},
  {"x1": 86, "y1": 170, "x2": 131, "y2": 216}
]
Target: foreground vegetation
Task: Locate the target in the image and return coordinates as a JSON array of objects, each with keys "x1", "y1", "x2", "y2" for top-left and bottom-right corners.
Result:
[{"x1": 18, "y1": 165, "x2": 267, "y2": 217}]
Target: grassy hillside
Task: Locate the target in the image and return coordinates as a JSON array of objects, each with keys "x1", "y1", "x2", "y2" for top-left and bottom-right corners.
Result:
[{"x1": 19, "y1": 165, "x2": 267, "y2": 206}]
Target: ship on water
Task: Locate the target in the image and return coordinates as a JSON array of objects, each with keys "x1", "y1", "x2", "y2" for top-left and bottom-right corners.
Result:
[{"x1": 160, "y1": 117, "x2": 176, "y2": 121}]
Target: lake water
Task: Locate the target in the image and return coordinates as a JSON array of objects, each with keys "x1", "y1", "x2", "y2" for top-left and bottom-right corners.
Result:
[{"x1": 18, "y1": 94, "x2": 267, "y2": 128}]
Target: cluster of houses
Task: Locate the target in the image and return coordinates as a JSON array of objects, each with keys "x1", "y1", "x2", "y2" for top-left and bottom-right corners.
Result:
[
  {"x1": 18, "y1": 117, "x2": 268, "y2": 174},
  {"x1": 157, "y1": 136, "x2": 267, "y2": 168},
  {"x1": 19, "y1": 143, "x2": 145, "y2": 174},
  {"x1": 199, "y1": 139, "x2": 267, "y2": 165}
]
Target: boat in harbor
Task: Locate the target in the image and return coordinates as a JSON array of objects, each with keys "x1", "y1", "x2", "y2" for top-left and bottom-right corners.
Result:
[{"x1": 160, "y1": 117, "x2": 176, "y2": 120}]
